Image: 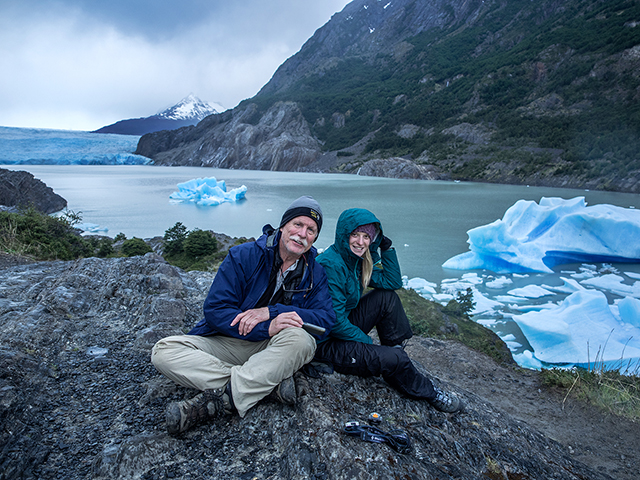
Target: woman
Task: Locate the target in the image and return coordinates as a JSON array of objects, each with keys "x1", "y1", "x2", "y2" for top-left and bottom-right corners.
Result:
[{"x1": 315, "y1": 208, "x2": 463, "y2": 413}]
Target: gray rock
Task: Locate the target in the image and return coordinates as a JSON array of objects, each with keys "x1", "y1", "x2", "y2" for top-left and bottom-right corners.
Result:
[
  {"x1": 0, "y1": 255, "x2": 620, "y2": 479},
  {"x1": 136, "y1": 101, "x2": 321, "y2": 172},
  {"x1": 358, "y1": 157, "x2": 447, "y2": 180},
  {"x1": 0, "y1": 168, "x2": 67, "y2": 214}
]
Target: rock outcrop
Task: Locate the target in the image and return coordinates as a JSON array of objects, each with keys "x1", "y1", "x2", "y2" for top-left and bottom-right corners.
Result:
[
  {"x1": 136, "y1": 102, "x2": 321, "y2": 171},
  {"x1": 0, "y1": 254, "x2": 622, "y2": 480},
  {"x1": 357, "y1": 157, "x2": 447, "y2": 180},
  {"x1": 0, "y1": 168, "x2": 67, "y2": 214}
]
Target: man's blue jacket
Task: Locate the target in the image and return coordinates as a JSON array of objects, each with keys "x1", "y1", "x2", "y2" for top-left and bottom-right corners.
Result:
[{"x1": 188, "y1": 225, "x2": 336, "y2": 342}]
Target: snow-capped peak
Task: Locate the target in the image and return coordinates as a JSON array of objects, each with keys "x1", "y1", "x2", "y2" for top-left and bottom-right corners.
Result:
[{"x1": 157, "y1": 94, "x2": 223, "y2": 121}]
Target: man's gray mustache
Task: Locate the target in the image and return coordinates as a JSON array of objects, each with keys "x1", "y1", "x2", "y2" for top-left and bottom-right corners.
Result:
[{"x1": 290, "y1": 235, "x2": 308, "y2": 248}]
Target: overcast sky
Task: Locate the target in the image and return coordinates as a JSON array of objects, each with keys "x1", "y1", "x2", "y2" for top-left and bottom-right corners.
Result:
[{"x1": 0, "y1": 0, "x2": 352, "y2": 131}]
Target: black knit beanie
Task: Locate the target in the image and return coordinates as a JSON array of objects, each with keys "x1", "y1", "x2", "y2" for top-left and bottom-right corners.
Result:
[{"x1": 279, "y1": 196, "x2": 323, "y2": 236}]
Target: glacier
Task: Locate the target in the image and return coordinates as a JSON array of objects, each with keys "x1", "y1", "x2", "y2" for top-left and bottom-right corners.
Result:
[
  {"x1": 443, "y1": 197, "x2": 640, "y2": 273},
  {"x1": 0, "y1": 127, "x2": 150, "y2": 165},
  {"x1": 405, "y1": 197, "x2": 640, "y2": 373},
  {"x1": 169, "y1": 177, "x2": 247, "y2": 206}
]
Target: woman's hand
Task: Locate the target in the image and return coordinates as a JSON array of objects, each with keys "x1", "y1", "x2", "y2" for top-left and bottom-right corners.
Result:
[{"x1": 379, "y1": 235, "x2": 393, "y2": 251}]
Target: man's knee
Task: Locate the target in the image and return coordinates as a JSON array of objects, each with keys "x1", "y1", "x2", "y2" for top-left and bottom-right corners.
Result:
[
  {"x1": 272, "y1": 327, "x2": 317, "y2": 359},
  {"x1": 151, "y1": 335, "x2": 186, "y2": 370}
]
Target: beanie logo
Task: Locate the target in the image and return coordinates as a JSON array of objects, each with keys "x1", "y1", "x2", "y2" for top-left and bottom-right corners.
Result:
[{"x1": 310, "y1": 210, "x2": 319, "y2": 220}]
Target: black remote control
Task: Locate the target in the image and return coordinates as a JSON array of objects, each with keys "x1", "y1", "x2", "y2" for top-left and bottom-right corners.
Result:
[{"x1": 302, "y1": 323, "x2": 326, "y2": 335}]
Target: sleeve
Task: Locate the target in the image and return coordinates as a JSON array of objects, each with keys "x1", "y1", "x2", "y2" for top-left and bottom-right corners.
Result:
[
  {"x1": 369, "y1": 247, "x2": 403, "y2": 290},
  {"x1": 266, "y1": 262, "x2": 336, "y2": 342},
  {"x1": 201, "y1": 244, "x2": 272, "y2": 342}
]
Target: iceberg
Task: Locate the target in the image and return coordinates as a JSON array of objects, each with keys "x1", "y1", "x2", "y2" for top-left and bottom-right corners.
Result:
[
  {"x1": 443, "y1": 197, "x2": 640, "y2": 273},
  {"x1": 76, "y1": 223, "x2": 108, "y2": 233},
  {"x1": 169, "y1": 177, "x2": 247, "y2": 206},
  {"x1": 580, "y1": 274, "x2": 640, "y2": 298},
  {"x1": 617, "y1": 297, "x2": 640, "y2": 327},
  {"x1": 510, "y1": 290, "x2": 640, "y2": 365},
  {"x1": 506, "y1": 285, "x2": 555, "y2": 299},
  {"x1": 513, "y1": 350, "x2": 543, "y2": 370}
]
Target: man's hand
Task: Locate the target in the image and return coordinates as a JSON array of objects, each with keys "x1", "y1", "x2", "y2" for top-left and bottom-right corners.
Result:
[
  {"x1": 268, "y1": 311, "x2": 304, "y2": 337},
  {"x1": 231, "y1": 307, "x2": 270, "y2": 336}
]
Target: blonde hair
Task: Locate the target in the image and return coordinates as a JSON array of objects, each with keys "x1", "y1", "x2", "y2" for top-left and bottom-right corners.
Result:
[{"x1": 360, "y1": 249, "x2": 373, "y2": 290}]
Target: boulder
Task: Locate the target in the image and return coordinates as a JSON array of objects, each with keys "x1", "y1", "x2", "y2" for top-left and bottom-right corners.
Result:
[{"x1": 0, "y1": 168, "x2": 67, "y2": 214}]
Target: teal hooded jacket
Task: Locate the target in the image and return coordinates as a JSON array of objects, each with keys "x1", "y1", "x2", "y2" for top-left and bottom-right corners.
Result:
[{"x1": 317, "y1": 208, "x2": 403, "y2": 344}]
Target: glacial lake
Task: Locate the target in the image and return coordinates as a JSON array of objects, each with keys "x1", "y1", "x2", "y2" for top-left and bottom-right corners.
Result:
[
  {"x1": 6, "y1": 164, "x2": 640, "y2": 370},
  {"x1": 6, "y1": 164, "x2": 640, "y2": 284}
]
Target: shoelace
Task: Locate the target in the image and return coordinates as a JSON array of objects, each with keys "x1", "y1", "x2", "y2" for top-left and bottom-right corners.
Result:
[{"x1": 343, "y1": 421, "x2": 412, "y2": 454}]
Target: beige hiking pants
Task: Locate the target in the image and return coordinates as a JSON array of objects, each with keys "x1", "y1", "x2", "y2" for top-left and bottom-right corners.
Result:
[{"x1": 151, "y1": 327, "x2": 316, "y2": 417}]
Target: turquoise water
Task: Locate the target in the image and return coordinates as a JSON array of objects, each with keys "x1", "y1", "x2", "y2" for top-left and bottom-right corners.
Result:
[{"x1": 5, "y1": 164, "x2": 640, "y2": 283}]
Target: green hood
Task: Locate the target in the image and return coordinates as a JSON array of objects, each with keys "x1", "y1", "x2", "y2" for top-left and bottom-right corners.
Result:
[{"x1": 334, "y1": 208, "x2": 383, "y2": 265}]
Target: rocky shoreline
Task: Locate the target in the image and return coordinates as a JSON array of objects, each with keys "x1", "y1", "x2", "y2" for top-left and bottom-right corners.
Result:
[{"x1": 1, "y1": 253, "x2": 638, "y2": 479}]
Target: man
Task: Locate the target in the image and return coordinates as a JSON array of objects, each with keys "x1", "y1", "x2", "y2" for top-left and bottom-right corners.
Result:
[{"x1": 152, "y1": 196, "x2": 335, "y2": 435}]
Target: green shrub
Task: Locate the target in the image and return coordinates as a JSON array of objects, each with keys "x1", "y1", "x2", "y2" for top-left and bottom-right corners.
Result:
[
  {"x1": 184, "y1": 229, "x2": 217, "y2": 259},
  {"x1": 0, "y1": 207, "x2": 93, "y2": 260},
  {"x1": 540, "y1": 366, "x2": 640, "y2": 420},
  {"x1": 163, "y1": 222, "x2": 188, "y2": 256},
  {"x1": 97, "y1": 238, "x2": 114, "y2": 258},
  {"x1": 121, "y1": 237, "x2": 152, "y2": 257},
  {"x1": 443, "y1": 288, "x2": 476, "y2": 318},
  {"x1": 396, "y1": 288, "x2": 512, "y2": 365}
]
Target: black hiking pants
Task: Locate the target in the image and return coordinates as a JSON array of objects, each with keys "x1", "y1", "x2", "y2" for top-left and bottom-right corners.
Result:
[{"x1": 314, "y1": 289, "x2": 436, "y2": 400}]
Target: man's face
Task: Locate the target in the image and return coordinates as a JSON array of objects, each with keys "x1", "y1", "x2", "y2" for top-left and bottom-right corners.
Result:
[{"x1": 279, "y1": 216, "x2": 317, "y2": 258}]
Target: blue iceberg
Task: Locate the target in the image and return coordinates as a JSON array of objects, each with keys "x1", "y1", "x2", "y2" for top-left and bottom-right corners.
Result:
[
  {"x1": 425, "y1": 197, "x2": 640, "y2": 373},
  {"x1": 169, "y1": 177, "x2": 247, "y2": 206},
  {"x1": 510, "y1": 289, "x2": 640, "y2": 367},
  {"x1": 443, "y1": 197, "x2": 640, "y2": 273},
  {"x1": 76, "y1": 223, "x2": 108, "y2": 234}
]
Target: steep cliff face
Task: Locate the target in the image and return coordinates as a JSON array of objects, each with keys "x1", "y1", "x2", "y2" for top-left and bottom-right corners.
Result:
[
  {"x1": 136, "y1": 101, "x2": 321, "y2": 171},
  {"x1": 259, "y1": 0, "x2": 483, "y2": 96}
]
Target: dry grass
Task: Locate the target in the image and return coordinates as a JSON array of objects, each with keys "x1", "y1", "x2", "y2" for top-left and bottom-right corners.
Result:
[{"x1": 540, "y1": 355, "x2": 640, "y2": 420}]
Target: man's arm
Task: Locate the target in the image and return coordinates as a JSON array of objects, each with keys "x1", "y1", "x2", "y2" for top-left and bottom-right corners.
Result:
[{"x1": 199, "y1": 244, "x2": 274, "y2": 341}]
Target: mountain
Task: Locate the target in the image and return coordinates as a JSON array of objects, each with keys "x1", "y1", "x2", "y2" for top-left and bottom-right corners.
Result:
[
  {"x1": 94, "y1": 95, "x2": 222, "y2": 136},
  {"x1": 135, "y1": 0, "x2": 640, "y2": 193}
]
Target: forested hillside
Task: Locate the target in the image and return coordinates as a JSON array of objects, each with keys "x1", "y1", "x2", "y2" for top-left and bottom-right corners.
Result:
[{"x1": 138, "y1": 0, "x2": 640, "y2": 192}]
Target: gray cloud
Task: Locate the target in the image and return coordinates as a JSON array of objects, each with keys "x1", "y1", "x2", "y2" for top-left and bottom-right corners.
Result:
[{"x1": 0, "y1": 0, "x2": 351, "y2": 130}]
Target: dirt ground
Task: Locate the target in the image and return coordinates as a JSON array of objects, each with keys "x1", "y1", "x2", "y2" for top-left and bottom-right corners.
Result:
[{"x1": 406, "y1": 336, "x2": 640, "y2": 480}]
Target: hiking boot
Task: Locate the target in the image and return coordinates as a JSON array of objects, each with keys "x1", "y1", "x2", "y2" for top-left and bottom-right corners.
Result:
[
  {"x1": 429, "y1": 386, "x2": 464, "y2": 413},
  {"x1": 165, "y1": 389, "x2": 224, "y2": 435},
  {"x1": 266, "y1": 376, "x2": 296, "y2": 405}
]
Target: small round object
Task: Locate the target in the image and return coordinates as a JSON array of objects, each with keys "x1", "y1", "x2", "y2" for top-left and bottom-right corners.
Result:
[{"x1": 369, "y1": 412, "x2": 381, "y2": 424}]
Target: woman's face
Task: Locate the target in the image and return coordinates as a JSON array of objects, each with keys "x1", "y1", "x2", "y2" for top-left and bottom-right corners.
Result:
[{"x1": 349, "y1": 231, "x2": 371, "y2": 257}]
